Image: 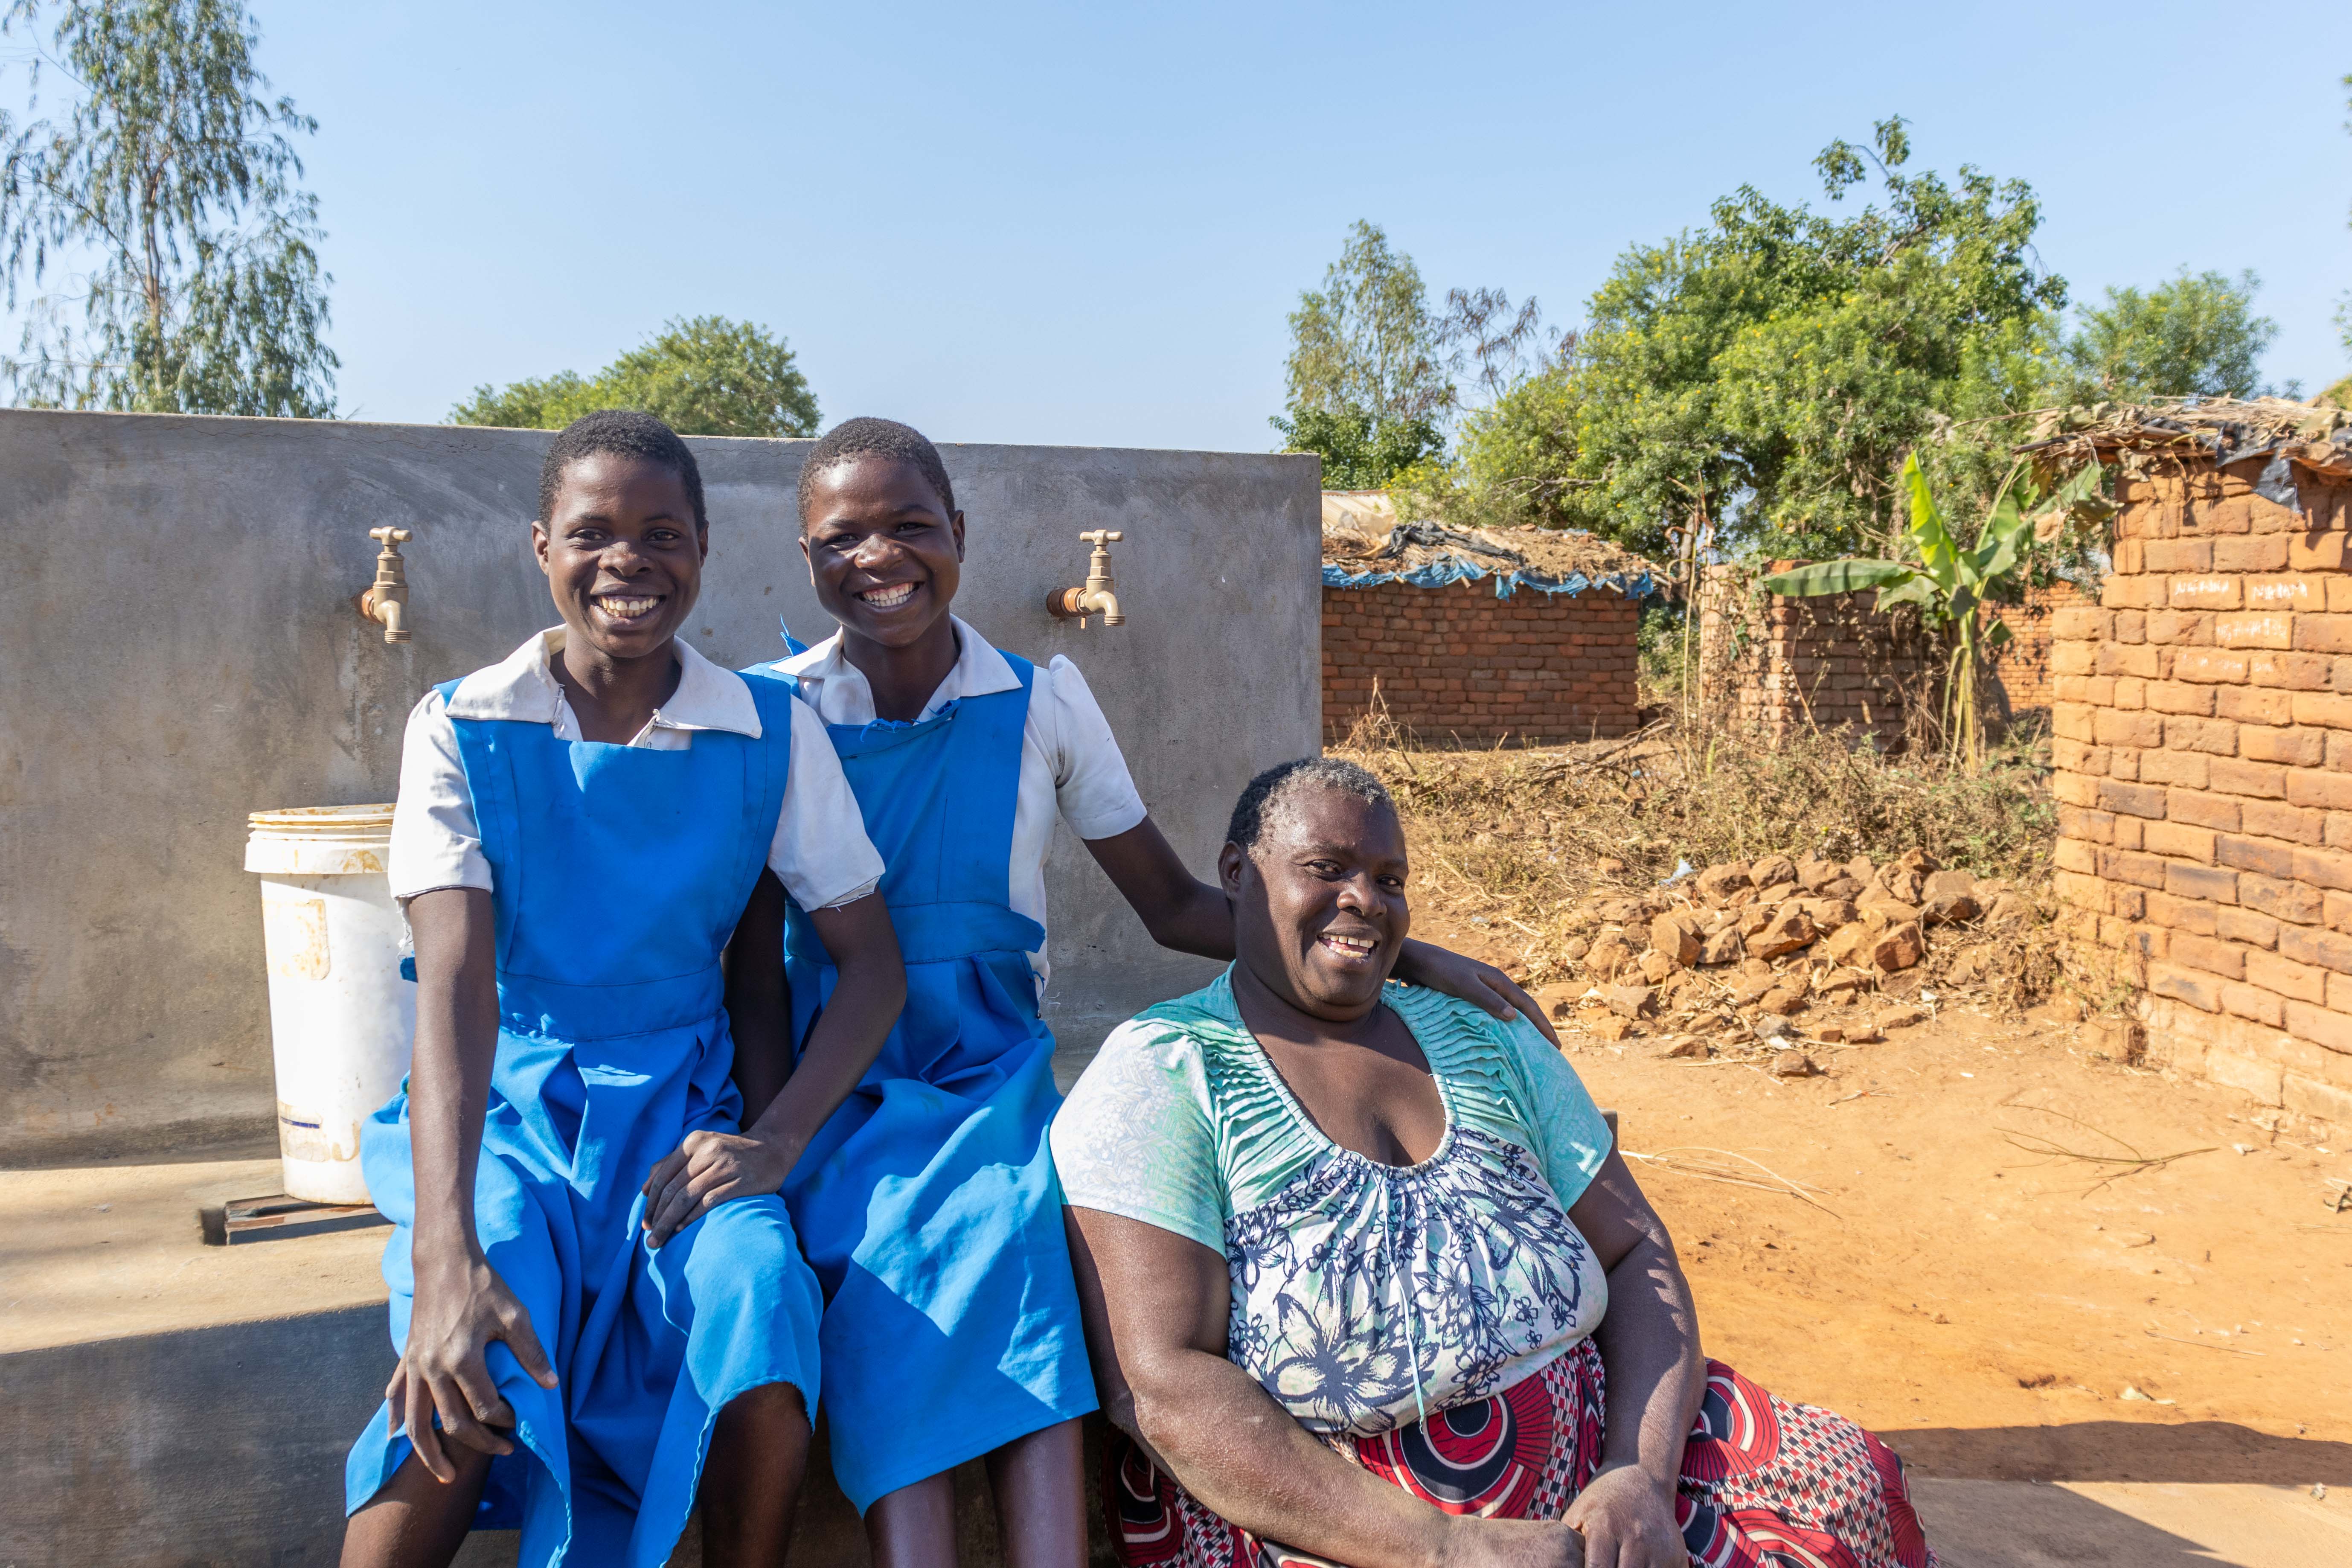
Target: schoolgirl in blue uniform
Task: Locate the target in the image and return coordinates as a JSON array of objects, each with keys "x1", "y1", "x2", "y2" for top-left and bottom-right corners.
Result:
[
  {"x1": 730, "y1": 417, "x2": 1562, "y2": 1566},
  {"x1": 341, "y1": 412, "x2": 907, "y2": 1568}
]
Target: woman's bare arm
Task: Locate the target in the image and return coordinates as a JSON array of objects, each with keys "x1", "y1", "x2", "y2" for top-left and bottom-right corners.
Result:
[
  {"x1": 1562, "y1": 1150, "x2": 1705, "y2": 1566},
  {"x1": 1067, "y1": 1207, "x2": 1581, "y2": 1568}
]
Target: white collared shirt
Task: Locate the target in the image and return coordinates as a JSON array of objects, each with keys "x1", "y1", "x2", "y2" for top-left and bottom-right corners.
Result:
[
  {"x1": 388, "y1": 628, "x2": 885, "y2": 911},
  {"x1": 774, "y1": 616, "x2": 1148, "y2": 995}
]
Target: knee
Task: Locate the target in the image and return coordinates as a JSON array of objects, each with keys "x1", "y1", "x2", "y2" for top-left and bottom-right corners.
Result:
[
  {"x1": 686, "y1": 1196, "x2": 807, "y2": 1286},
  {"x1": 718, "y1": 1379, "x2": 811, "y2": 1455}
]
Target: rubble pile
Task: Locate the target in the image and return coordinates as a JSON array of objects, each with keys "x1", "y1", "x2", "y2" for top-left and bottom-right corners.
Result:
[{"x1": 1538, "y1": 849, "x2": 2052, "y2": 1064}]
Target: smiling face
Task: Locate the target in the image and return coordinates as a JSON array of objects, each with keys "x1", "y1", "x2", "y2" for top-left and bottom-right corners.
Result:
[
  {"x1": 532, "y1": 453, "x2": 706, "y2": 663},
  {"x1": 1221, "y1": 786, "x2": 1412, "y2": 1021},
  {"x1": 800, "y1": 455, "x2": 965, "y2": 651}
]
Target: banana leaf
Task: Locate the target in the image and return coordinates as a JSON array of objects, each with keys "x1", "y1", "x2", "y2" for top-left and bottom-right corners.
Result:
[
  {"x1": 1900, "y1": 455, "x2": 1959, "y2": 589},
  {"x1": 1759, "y1": 559, "x2": 1919, "y2": 596}
]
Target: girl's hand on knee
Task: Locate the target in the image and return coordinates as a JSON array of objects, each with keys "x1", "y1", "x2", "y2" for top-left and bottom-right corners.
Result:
[
  {"x1": 392, "y1": 1252, "x2": 558, "y2": 1482},
  {"x1": 640, "y1": 1129, "x2": 792, "y2": 1248}
]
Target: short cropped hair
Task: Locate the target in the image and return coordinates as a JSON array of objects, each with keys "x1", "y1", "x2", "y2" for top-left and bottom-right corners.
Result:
[
  {"x1": 796, "y1": 416, "x2": 956, "y2": 522},
  {"x1": 1226, "y1": 757, "x2": 1398, "y2": 855},
  {"x1": 538, "y1": 410, "x2": 707, "y2": 531}
]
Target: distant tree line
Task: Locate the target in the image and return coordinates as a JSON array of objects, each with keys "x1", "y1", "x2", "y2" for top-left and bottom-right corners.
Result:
[{"x1": 1276, "y1": 114, "x2": 2324, "y2": 564}]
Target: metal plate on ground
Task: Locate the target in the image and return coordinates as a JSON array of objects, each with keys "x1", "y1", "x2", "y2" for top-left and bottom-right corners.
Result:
[{"x1": 198, "y1": 1193, "x2": 390, "y2": 1246}]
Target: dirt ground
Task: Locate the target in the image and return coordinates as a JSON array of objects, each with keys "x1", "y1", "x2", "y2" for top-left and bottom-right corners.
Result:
[{"x1": 1415, "y1": 902, "x2": 2352, "y2": 1490}]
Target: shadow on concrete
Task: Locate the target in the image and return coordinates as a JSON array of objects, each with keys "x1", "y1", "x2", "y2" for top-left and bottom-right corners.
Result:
[
  {"x1": 1884, "y1": 1420, "x2": 2352, "y2": 1484},
  {"x1": 1910, "y1": 1478, "x2": 2225, "y2": 1568},
  {"x1": 0, "y1": 1124, "x2": 278, "y2": 1171}
]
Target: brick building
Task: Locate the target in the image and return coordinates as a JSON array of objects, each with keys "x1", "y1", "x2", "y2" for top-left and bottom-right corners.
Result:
[
  {"x1": 2043, "y1": 399, "x2": 2352, "y2": 1134},
  {"x1": 1320, "y1": 492, "x2": 1653, "y2": 746},
  {"x1": 1698, "y1": 566, "x2": 2087, "y2": 747}
]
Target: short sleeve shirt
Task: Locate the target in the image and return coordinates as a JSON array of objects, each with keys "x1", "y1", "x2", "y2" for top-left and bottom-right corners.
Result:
[
  {"x1": 1052, "y1": 972, "x2": 1615, "y2": 1435},
  {"x1": 775, "y1": 616, "x2": 1148, "y2": 995},
  {"x1": 388, "y1": 628, "x2": 884, "y2": 912}
]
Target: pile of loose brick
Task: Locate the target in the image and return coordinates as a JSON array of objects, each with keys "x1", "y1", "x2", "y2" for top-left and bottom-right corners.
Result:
[
  {"x1": 2052, "y1": 458, "x2": 2352, "y2": 1132},
  {"x1": 1323, "y1": 579, "x2": 1639, "y2": 745},
  {"x1": 1540, "y1": 851, "x2": 2045, "y2": 1073}
]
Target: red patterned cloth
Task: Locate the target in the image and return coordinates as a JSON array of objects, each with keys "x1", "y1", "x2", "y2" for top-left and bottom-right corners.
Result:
[{"x1": 1105, "y1": 1341, "x2": 1937, "y2": 1568}]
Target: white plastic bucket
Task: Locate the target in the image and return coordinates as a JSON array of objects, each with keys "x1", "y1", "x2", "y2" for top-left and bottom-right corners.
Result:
[{"x1": 244, "y1": 805, "x2": 414, "y2": 1204}]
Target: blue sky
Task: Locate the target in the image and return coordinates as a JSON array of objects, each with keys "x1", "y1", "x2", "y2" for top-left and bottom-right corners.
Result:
[{"x1": 19, "y1": 3, "x2": 2352, "y2": 446}]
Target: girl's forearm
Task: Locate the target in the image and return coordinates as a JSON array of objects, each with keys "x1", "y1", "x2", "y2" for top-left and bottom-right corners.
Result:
[
  {"x1": 1592, "y1": 1237, "x2": 1706, "y2": 1489},
  {"x1": 744, "y1": 897, "x2": 905, "y2": 1161},
  {"x1": 404, "y1": 888, "x2": 501, "y2": 1262},
  {"x1": 1133, "y1": 1356, "x2": 1453, "y2": 1568},
  {"x1": 1146, "y1": 878, "x2": 1236, "y2": 960}
]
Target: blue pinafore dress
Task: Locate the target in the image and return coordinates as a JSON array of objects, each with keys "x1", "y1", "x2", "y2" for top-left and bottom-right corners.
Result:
[
  {"x1": 775, "y1": 651, "x2": 1096, "y2": 1511},
  {"x1": 345, "y1": 668, "x2": 825, "y2": 1568}
]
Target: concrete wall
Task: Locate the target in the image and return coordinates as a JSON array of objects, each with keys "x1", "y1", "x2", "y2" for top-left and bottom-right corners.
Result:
[
  {"x1": 0, "y1": 410, "x2": 1323, "y2": 1162},
  {"x1": 1320, "y1": 580, "x2": 1640, "y2": 745}
]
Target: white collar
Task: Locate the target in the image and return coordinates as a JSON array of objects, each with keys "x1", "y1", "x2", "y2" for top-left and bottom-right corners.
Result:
[
  {"x1": 447, "y1": 627, "x2": 763, "y2": 737},
  {"x1": 774, "y1": 614, "x2": 1016, "y2": 724}
]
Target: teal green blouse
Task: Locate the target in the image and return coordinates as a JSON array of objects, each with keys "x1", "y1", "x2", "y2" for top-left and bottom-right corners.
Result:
[{"x1": 1051, "y1": 971, "x2": 1616, "y2": 1435}]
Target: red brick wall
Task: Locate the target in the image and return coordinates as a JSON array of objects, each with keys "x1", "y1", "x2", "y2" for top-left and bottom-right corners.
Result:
[
  {"x1": 1322, "y1": 580, "x2": 1640, "y2": 745},
  {"x1": 1698, "y1": 563, "x2": 1934, "y2": 746},
  {"x1": 2051, "y1": 458, "x2": 2352, "y2": 1135},
  {"x1": 1985, "y1": 581, "x2": 2090, "y2": 719}
]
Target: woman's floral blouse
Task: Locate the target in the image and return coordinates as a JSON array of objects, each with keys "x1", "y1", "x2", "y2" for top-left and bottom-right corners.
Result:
[{"x1": 1051, "y1": 972, "x2": 1614, "y2": 1437}]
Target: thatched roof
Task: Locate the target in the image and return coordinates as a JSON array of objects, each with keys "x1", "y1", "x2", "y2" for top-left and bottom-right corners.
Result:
[
  {"x1": 2020, "y1": 397, "x2": 2352, "y2": 486},
  {"x1": 1320, "y1": 490, "x2": 1657, "y2": 598}
]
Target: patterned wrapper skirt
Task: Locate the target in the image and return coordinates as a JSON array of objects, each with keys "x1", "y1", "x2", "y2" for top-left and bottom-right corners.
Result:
[{"x1": 1105, "y1": 1339, "x2": 1938, "y2": 1568}]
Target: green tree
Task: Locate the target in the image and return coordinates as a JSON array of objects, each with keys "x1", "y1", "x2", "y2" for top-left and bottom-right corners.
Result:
[
  {"x1": 2060, "y1": 269, "x2": 2276, "y2": 401},
  {"x1": 451, "y1": 315, "x2": 819, "y2": 438},
  {"x1": 1567, "y1": 119, "x2": 2062, "y2": 562},
  {"x1": 1272, "y1": 220, "x2": 1453, "y2": 486},
  {"x1": 0, "y1": 0, "x2": 335, "y2": 415}
]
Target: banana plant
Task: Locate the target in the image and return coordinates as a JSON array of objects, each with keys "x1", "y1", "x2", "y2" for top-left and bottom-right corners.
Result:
[{"x1": 1761, "y1": 452, "x2": 2108, "y2": 770}]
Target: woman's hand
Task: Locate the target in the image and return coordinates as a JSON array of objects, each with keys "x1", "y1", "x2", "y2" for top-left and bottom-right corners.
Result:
[
  {"x1": 1395, "y1": 939, "x2": 1562, "y2": 1047},
  {"x1": 1437, "y1": 1516, "x2": 1587, "y2": 1568},
  {"x1": 1561, "y1": 1464, "x2": 1686, "y2": 1568},
  {"x1": 640, "y1": 1129, "x2": 796, "y2": 1247},
  {"x1": 389, "y1": 1249, "x2": 558, "y2": 1483}
]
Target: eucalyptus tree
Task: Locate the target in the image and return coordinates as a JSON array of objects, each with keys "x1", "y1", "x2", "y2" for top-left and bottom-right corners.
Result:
[
  {"x1": 1271, "y1": 220, "x2": 1454, "y2": 487},
  {"x1": 0, "y1": 0, "x2": 335, "y2": 416}
]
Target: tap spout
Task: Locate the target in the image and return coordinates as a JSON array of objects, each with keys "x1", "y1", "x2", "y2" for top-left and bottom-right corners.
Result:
[
  {"x1": 373, "y1": 595, "x2": 409, "y2": 642},
  {"x1": 1046, "y1": 529, "x2": 1126, "y2": 629}
]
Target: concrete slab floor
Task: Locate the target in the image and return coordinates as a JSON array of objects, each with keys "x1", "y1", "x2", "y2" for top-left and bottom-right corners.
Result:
[
  {"x1": 0, "y1": 1152, "x2": 386, "y2": 1353},
  {"x1": 1913, "y1": 1478, "x2": 2349, "y2": 1565}
]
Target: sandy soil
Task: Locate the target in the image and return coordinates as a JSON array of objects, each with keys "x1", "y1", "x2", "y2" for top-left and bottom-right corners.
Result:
[{"x1": 1417, "y1": 908, "x2": 2352, "y2": 1491}]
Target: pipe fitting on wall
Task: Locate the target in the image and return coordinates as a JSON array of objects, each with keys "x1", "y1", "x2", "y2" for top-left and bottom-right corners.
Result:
[
  {"x1": 356, "y1": 527, "x2": 412, "y2": 644},
  {"x1": 1047, "y1": 529, "x2": 1125, "y2": 628}
]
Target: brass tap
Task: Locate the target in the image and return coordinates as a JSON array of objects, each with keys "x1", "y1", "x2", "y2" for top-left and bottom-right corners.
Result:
[
  {"x1": 1046, "y1": 529, "x2": 1125, "y2": 628},
  {"x1": 357, "y1": 527, "x2": 413, "y2": 643}
]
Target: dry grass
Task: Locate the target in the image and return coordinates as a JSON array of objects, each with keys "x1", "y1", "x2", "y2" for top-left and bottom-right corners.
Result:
[{"x1": 1336, "y1": 699, "x2": 2066, "y2": 1001}]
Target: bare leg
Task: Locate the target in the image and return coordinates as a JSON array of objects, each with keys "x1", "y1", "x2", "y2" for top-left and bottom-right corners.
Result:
[
  {"x1": 340, "y1": 1447, "x2": 494, "y2": 1568},
  {"x1": 984, "y1": 1419, "x2": 1087, "y2": 1568},
  {"x1": 700, "y1": 1381, "x2": 812, "y2": 1567},
  {"x1": 866, "y1": 1471, "x2": 959, "y2": 1568}
]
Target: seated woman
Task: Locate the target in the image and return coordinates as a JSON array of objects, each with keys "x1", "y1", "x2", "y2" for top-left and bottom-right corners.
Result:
[{"x1": 1052, "y1": 757, "x2": 1937, "y2": 1568}]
